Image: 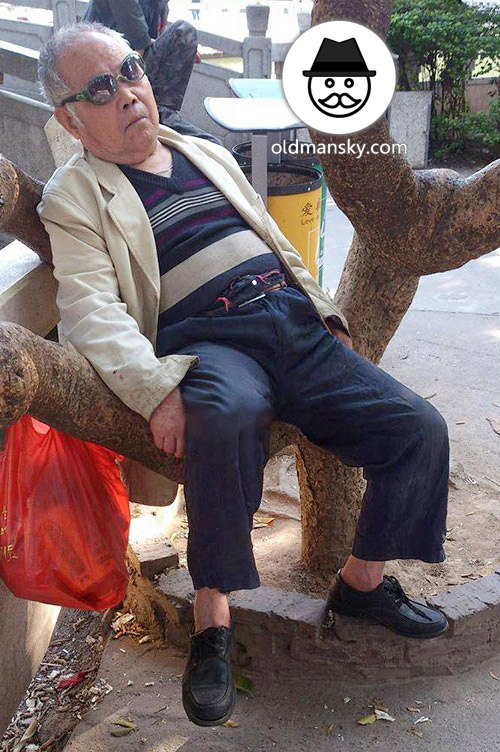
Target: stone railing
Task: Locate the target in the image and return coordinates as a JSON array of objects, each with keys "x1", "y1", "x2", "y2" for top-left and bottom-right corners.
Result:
[{"x1": 0, "y1": 242, "x2": 61, "y2": 736}]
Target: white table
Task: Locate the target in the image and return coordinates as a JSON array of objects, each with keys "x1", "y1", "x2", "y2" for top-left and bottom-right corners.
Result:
[{"x1": 204, "y1": 95, "x2": 303, "y2": 205}]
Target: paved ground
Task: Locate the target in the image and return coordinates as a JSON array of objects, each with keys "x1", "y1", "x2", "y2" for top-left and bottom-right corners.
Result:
[{"x1": 65, "y1": 635, "x2": 500, "y2": 752}]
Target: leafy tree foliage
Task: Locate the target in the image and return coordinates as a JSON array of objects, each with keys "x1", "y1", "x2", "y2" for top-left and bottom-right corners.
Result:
[{"x1": 388, "y1": 0, "x2": 500, "y2": 157}]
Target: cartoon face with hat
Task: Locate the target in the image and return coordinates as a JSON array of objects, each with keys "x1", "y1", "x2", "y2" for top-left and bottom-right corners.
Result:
[{"x1": 303, "y1": 37, "x2": 376, "y2": 118}]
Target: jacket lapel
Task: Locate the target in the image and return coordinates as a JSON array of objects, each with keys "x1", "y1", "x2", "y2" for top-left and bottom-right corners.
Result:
[{"x1": 87, "y1": 151, "x2": 160, "y2": 294}]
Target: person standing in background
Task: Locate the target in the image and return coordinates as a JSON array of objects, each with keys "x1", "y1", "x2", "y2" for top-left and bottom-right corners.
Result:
[{"x1": 84, "y1": 0, "x2": 207, "y2": 136}]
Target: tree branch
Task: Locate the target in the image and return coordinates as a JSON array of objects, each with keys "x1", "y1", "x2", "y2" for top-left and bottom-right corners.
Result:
[
  {"x1": 428, "y1": 159, "x2": 500, "y2": 270},
  {"x1": 310, "y1": 0, "x2": 423, "y2": 254},
  {"x1": 0, "y1": 156, "x2": 52, "y2": 263},
  {"x1": 0, "y1": 323, "x2": 299, "y2": 484}
]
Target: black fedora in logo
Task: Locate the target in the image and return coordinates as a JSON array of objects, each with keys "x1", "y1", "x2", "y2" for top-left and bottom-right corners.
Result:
[{"x1": 303, "y1": 37, "x2": 376, "y2": 77}]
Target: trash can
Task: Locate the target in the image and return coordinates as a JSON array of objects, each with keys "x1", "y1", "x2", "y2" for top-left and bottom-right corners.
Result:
[
  {"x1": 242, "y1": 163, "x2": 322, "y2": 280},
  {"x1": 233, "y1": 141, "x2": 328, "y2": 284}
]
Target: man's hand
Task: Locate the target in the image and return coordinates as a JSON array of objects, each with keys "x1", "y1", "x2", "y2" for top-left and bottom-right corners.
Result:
[
  {"x1": 195, "y1": 49, "x2": 202, "y2": 63},
  {"x1": 325, "y1": 319, "x2": 353, "y2": 349},
  {"x1": 149, "y1": 387, "x2": 186, "y2": 459}
]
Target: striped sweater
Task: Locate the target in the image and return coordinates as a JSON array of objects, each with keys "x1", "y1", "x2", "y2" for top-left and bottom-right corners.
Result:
[{"x1": 121, "y1": 148, "x2": 282, "y2": 351}]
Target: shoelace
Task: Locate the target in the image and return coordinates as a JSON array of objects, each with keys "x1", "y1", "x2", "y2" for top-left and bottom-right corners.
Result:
[
  {"x1": 383, "y1": 575, "x2": 429, "y2": 619},
  {"x1": 191, "y1": 629, "x2": 228, "y2": 665}
]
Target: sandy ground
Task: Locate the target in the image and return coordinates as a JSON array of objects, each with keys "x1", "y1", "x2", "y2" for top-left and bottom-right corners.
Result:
[{"x1": 63, "y1": 634, "x2": 500, "y2": 752}]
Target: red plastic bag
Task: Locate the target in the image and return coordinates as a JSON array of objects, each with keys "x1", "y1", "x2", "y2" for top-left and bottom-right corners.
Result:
[{"x1": 0, "y1": 416, "x2": 130, "y2": 611}]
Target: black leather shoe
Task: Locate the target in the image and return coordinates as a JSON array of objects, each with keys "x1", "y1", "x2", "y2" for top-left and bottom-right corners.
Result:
[
  {"x1": 182, "y1": 625, "x2": 235, "y2": 726},
  {"x1": 327, "y1": 573, "x2": 449, "y2": 639}
]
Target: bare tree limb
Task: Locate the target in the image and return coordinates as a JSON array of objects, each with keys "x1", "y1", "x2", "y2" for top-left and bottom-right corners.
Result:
[{"x1": 0, "y1": 156, "x2": 51, "y2": 262}]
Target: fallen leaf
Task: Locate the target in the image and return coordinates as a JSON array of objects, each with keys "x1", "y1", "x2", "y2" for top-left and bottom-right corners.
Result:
[
  {"x1": 343, "y1": 696, "x2": 351, "y2": 703},
  {"x1": 111, "y1": 613, "x2": 135, "y2": 632},
  {"x1": 407, "y1": 706, "x2": 421, "y2": 712},
  {"x1": 40, "y1": 737, "x2": 56, "y2": 751},
  {"x1": 222, "y1": 719, "x2": 239, "y2": 728},
  {"x1": 371, "y1": 701, "x2": 389, "y2": 712},
  {"x1": 234, "y1": 673, "x2": 254, "y2": 697},
  {"x1": 455, "y1": 421, "x2": 466, "y2": 425},
  {"x1": 144, "y1": 682, "x2": 155, "y2": 687},
  {"x1": 374, "y1": 709, "x2": 396, "y2": 722},
  {"x1": 423, "y1": 393, "x2": 437, "y2": 400},
  {"x1": 253, "y1": 516, "x2": 275, "y2": 529},
  {"x1": 111, "y1": 727, "x2": 134, "y2": 737},
  {"x1": 326, "y1": 723, "x2": 335, "y2": 735},
  {"x1": 357, "y1": 713, "x2": 377, "y2": 725},
  {"x1": 489, "y1": 672, "x2": 500, "y2": 681},
  {"x1": 113, "y1": 718, "x2": 136, "y2": 730},
  {"x1": 56, "y1": 671, "x2": 88, "y2": 690},
  {"x1": 408, "y1": 727, "x2": 424, "y2": 738},
  {"x1": 13, "y1": 719, "x2": 39, "y2": 752},
  {"x1": 414, "y1": 716, "x2": 431, "y2": 724},
  {"x1": 486, "y1": 418, "x2": 500, "y2": 437}
]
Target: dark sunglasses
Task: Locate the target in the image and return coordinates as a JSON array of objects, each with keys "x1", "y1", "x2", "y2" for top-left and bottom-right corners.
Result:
[{"x1": 60, "y1": 52, "x2": 146, "y2": 107}]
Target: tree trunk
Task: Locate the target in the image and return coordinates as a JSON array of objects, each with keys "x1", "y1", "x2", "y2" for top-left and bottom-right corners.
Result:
[
  {"x1": 299, "y1": 0, "x2": 500, "y2": 574},
  {"x1": 296, "y1": 438, "x2": 365, "y2": 573},
  {"x1": 299, "y1": 237, "x2": 420, "y2": 569}
]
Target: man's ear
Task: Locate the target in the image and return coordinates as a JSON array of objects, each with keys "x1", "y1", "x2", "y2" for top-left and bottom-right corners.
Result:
[{"x1": 54, "y1": 106, "x2": 82, "y2": 140}]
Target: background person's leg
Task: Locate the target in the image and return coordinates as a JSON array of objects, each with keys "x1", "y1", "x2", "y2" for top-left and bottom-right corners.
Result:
[
  {"x1": 145, "y1": 20, "x2": 198, "y2": 111},
  {"x1": 275, "y1": 288, "x2": 449, "y2": 565},
  {"x1": 157, "y1": 105, "x2": 222, "y2": 144}
]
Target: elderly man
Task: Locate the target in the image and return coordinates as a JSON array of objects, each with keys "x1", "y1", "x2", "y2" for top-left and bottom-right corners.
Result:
[{"x1": 37, "y1": 24, "x2": 449, "y2": 728}]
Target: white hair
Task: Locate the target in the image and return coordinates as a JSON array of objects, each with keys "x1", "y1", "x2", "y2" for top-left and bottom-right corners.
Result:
[{"x1": 38, "y1": 22, "x2": 129, "y2": 108}]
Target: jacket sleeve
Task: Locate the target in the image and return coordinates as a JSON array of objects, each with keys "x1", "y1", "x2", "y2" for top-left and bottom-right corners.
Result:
[
  {"x1": 37, "y1": 190, "x2": 198, "y2": 422},
  {"x1": 107, "y1": 0, "x2": 151, "y2": 49}
]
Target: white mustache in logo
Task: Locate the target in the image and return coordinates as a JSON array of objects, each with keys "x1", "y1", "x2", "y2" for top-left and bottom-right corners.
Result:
[{"x1": 318, "y1": 91, "x2": 361, "y2": 109}]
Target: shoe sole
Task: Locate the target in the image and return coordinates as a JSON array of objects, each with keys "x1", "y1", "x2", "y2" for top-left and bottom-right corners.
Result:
[
  {"x1": 328, "y1": 604, "x2": 450, "y2": 639},
  {"x1": 183, "y1": 689, "x2": 236, "y2": 727}
]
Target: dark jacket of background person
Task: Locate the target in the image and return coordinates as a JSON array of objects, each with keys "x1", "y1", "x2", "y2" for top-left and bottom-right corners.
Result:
[{"x1": 84, "y1": 0, "x2": 168, "y2": 51}]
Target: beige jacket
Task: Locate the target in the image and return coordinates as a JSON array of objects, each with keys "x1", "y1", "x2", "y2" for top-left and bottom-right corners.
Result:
[{"x1": 38, "y1": 125, "x2": 349, "y2": 423}]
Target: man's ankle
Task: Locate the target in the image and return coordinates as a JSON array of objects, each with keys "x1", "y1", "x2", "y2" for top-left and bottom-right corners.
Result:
[
  {"x1": 194, "y1": 587, "x2": 231, "y2": 632},
  {"x1": 339, "y1": 555, "x2": 385, "y2": 593}
]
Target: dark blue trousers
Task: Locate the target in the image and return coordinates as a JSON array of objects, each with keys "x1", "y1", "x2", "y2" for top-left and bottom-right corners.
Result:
[{"x1": 159, "y1": 285, "x2": 449, "y2": 592}]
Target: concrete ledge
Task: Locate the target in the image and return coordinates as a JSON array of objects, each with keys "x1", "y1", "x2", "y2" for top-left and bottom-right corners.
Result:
[
  {"x1": 129, "y1": 537, "x2": 179, "y2": 580},
  {"x1": 152, "y1": 568, "x2": 500, "y2": 682},
  {"x1": 0, "y1": 241, "x2": 58, "y2": 336}
]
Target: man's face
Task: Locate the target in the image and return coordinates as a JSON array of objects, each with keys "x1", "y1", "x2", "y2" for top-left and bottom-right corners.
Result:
[
  {"x1": 55, "y1": 33, "x2": 160, "y2": 164},
  {"x1": 308, "y1": 75, "x2": 371, "y2": 118}
]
